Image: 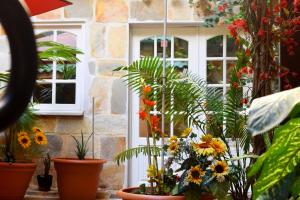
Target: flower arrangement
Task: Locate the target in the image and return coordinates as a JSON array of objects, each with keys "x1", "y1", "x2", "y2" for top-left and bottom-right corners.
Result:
[{"x1": 165, "y1": 132, "x2": 230, "y2": 200}]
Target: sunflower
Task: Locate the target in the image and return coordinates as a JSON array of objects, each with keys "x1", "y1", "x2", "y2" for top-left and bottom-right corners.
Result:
[
  {"x1": 32, "y1": 127, "x2": 44, "y2": 134},
  {"x1": 187, "y1": 165, "x2": 205, "y2": 185},
  {"x1": 211, "y1": 138, "x2": 227, "y2": 156},
  {"x1": 201, "y1": 134, "x2": 213, "y2": 142},
  {"x1": 192, "y1": 142, "x2": 215, "y2": 156},
  {"x1": 147, "y1": 165, "x2": 157, "y2": 178},
  {"x1": 18, "y1": 131, "x2": 29, "y2": 138},
  {"x1": 18, "y1": 135, "x2": 31, "y2": 149},
  {"x1": 181, "y1": 128, "x2": 192, "y2": 137},
  {"x1": 169, "y1": 136, "x2": 178, "y2": 143},
  {"x1": 210, "y1": 160, "x2": 229, "y2": 182},
  {"x1": 168, "y1": 142, "x2": 179, "y2": 155},
  {"x1": 34, "y1": 133, "x2": 47, "y2": 145}
]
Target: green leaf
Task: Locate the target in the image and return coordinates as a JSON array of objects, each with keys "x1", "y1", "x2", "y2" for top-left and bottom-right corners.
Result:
[
  {"x1": 292, "y1": 176, "x2": 300, "y2": 198},
  {"x1": 184, "y1": 188, "x2": 201, "y2": 200},
  {"x1": 252, "y1": 118, "x2": 300, "y2": 199},
  {"x1": 209, "y1": 181, "x2": 230, "y2": 200}
]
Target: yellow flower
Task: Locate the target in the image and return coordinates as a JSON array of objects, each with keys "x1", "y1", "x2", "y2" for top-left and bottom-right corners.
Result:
[
  {"x1": 192, "y1": 142, "x2": 215, "y2": 156},
  {"x1": 18, "y1": 131, "x2": 29, "y2": 138},
  {"x1": 187, "y1": 165, "x2": 205, "y2": 185},
  {"x1": 210, "y1": 160, "x2": 229, "y2": 182},
  {"x1": 147, "y1": 165, "x2": 156, "y2": 178},
  {"x1": 181, "y1": 128, "x2": 192, "y2": 137},
  {"x1": 169, "y1": 136, "x2": 178, "y2": 143},
  {"x1": 32, "y1": 127, "x2": 44, "y2": 134},
  {"x1": 201, "y1": 134, "x2": 213, "y2": 142},
  {"x1": 168, "y1": 142, "x2": 179, "y2": 155},
  {"x1": 18, "y1": 135, "x2": 31, "y2": 149},
  {"x1": 211, "y1": 138, "x2": 227, "y2": 156},
  {"x1": 34, "y1": 132, "x2": 47, "y2": 145}
]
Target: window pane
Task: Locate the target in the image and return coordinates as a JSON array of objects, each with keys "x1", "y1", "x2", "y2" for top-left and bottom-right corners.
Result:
[
  {"x1": 157, "y1": 37, "x2": 171, "y2": 58},
  {"x1": 173, "y1": 117, "x2": 188, "y2": 137},
  {"x1": 38, "y1": 62, "x2": 53, "y2": 79},
  {"x1": 33, "y1": 84, "x2": 52, "y2": 104},
  {"x1": 36, "y1": 31, "x2": 54, "y2": 51},
  {"x1": 174, "y1": 38, "x2": 188, "y2": 58},
  {"x1": 56, "y1": 63, "x2": 76, "y2": 80},
  {"x1": 226, "y1": 61, "x2": 237, "y2": 83},
  {"x1": 140, "y1": 38, "x2": 154, "y2": 57},
  {"x1": 227, "y1": 36, "x2": 237, "y2": 57},
  {"x1": 207, "y1": 36, "x2": 223, "y2": 57},
  {"x1": 57, "y1": 31, "x2": 76, "y2": 48},
  {"x1": 207, "y1": 61, "x2": 223, "y2": 84},
  {"x1": 174, "y1": 61, "x2": 188, "y2": 72},
  {"x1": 56, "y1": 83, "x2": 75, "y2": 104}
]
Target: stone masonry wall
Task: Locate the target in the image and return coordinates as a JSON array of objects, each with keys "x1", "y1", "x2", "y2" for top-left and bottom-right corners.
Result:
[{"x1": 0, "y1": 0, "x2": 211, "y2": 192}]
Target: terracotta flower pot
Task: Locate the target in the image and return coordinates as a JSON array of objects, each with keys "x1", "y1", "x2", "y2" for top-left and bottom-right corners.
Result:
[
  {"x1": 117, "y1": 187, "x2": 214, "y2": 200},
  {"x1": 0, "y1": 162, "x2": 36, "y2": 200},
  {"x1": 53, "y1": 158, "x2": 106, "y2": 200}
]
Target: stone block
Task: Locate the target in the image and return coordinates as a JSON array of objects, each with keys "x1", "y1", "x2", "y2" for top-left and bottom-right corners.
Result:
[
  {"x1": 90, "y1": 23, "x2": 106, "y2": 58},
  {"x1": 46, "y1": 135, "x2": 63, "y2": 157},
  {"x1": 192, "y1": 0, "x2": 213, "y2": 21},
  {"x1": 64, "y1": 0, "x2": 94, "y2": 19},
  {"x1": 96, "y1": 0, "x2": 128, "y2": 22},
  {"x1": 130, "y1": 0, "x2": 164, "y2": 21},
  {"x1": 111, "y1": 79, "x2": 127, "y2": 114},
  {"x1": 55, "y1": 116, "x2": 90, "y2": 134},
  {"x1": 35, "y1": 9, "x2": 62, "y2": 20},
  {"x1": 95, "y1": 59, "x2": 127, "y2": 76},
  {"x1": 99, "y1": 161, "x2": 125, "y2": 190},
  {"x1": 94, "y1": 114, "x2": 127, "y2": 134},
  {"x1": 99, "y1": 135, "x2": 126, "y2": 161},
  {"x1": 36, "y1": 116, "x2": 57, "y2": 133},
  {"x1": 107, "y1": 25, "x2": 127, "y2": 59},
  {"x1": 168, "y1": 0, "x2": 192, "y2": 21}
]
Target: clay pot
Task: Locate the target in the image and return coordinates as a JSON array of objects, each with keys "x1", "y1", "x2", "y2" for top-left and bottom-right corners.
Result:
[
  {"x1": 53, "y1": 158, "x2": 106, "y2": 200},
  {"x1": 0, "y1": 162, "x2": 36, "y2": 200},
  {"x1": 117, "y1": 187, "x2": 214, "y2": 200}
]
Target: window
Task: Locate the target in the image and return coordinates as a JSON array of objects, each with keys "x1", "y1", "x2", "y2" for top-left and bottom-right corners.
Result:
[{"x1": 33, "y1": 25, "x2": 85, "y2": 115}]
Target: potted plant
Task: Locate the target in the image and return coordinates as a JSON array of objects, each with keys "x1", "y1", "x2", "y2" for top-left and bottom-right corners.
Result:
[
  {"x1": 0, "y1": 109, "x2": 47, "y2": 200},
  {"x1": 37, "y1": 153, "x2": 52, "y2": 191},
  {"x1": 53, "y1": 131, "x2": 106, "y2": 200}
]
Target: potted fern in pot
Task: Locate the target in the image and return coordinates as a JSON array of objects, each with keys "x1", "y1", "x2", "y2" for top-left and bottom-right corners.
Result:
[{"x1": 53, "y1": 131, "x2": 106, "y2": 200}]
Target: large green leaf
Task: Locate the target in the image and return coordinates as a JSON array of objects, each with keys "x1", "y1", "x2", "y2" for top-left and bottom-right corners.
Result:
[{"x1": 252, "y1": 118, "x2": 300, "y2": 199}]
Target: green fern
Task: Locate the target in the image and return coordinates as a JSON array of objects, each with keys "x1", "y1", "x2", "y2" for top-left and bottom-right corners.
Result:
[
  {"x1": 115, "y1": 146, "x2": 162, "y2": 166},
  {"x1": 249, "y1": 118, "x2": 300, "y2": 199}
]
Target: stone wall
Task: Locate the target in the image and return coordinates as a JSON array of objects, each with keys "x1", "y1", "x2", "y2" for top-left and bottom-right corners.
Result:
[{"x1": 0, "y1": 0, "x2": 212, "y2": 192}]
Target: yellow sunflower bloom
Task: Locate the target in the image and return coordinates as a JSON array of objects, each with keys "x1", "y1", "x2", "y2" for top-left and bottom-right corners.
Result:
[
  {"x1": 147, "y1": 165, "x2": 156, "y2": 178},
  {"x1": 192, "y1": 142, "x2": 215, "y2": 156},
  {"x1": 18, "y1": 135, "x2": 31, "y2": 149},
  {"x1": 32, "y1": 127, "x2": 44, "y2": 134},
  {"x1": 211, "y1": 138, "x2": 227, "y2": 156},
  {"x1": 168, "y1": 142, "x2": 179, "y2": 155},
  {"x1": 201, "y1": 134, "x2": 213, "y2": 142},
  {"x1": 169, "y1": 136, "x2": 178, "y2": 143},
  {"x1": 210, "y1": 160, "x2": 229, "y2": 182},
  {"x1": 34, "y1": 132, "x2": 47, "y2": 145},
  {"x1": 187, "y1": 165, "x2": 205, "y2": 185},
  {"x1": 180, "y1": 128, "x2": 192, "y2": 137},
  {"x1": 18, "y1": 131, "x2": 29, "y2": 138}
]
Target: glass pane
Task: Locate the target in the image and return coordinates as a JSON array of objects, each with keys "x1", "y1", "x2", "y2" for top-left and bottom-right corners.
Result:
[
  {"x1": 226, "y1": 61, "x2": 237, "y2": 83},
  {"x1": 56, "y1": 63, "x2": 76, "y2": 80},
  {"x1": 38, "y1": 62, "x2": 53, "y2": 79},
  {"x1": 174, "y1": 38, "x2": 188, "y2": 58},
  {"x1": 227, "y1": 36, "x2": 237, "y2": 57},
  {"x1": 33, "y1": 84, "x2": 52, "y2": 104},
  {"x1": 157, "y1": 37, "x2": 171, "y2": 58},
  {"x1": 57, "y1": 31, "x2": 76, "y2": 48},
  {"x1": 207, "y1": 61, "x2": 223, "y2": 84},
  {"x1": 207, "y1": 36, "x2": 223, "y2": 57},
  {"x1": 174, "y1": 61, "x2": 188, "y2": 72},
  {"x1": 36, "y1": 31, "x2": 54, "y2": 51},
  {"x1": 140, "y1": 37, "x2": 154, "y2": 57},
  {"x1": 56, "y1": 83, "x2": 76, "y2": 104},
  {"x1": 173, "y1": 117, "x2": 188, "y2": 137}
]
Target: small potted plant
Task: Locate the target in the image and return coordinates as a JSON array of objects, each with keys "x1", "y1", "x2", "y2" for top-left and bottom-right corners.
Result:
[
  {"x1": 53, "y1": 131, "x2": 106, "y2": 200},
  {"x1": 37, "y1": 153, "x2": 52, "y2": 191}
]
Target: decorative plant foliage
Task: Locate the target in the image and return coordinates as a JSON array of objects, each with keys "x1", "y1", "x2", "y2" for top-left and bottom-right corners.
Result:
[
  {"x1": 247, "y1": 87, "x2": 300, "y2": 136},
  {"x1": 71, "y1": 131, "x2": 92, "y2": 160},
  {"x1": 248, "y1": 118, "x2": 300, "y2": 199}
]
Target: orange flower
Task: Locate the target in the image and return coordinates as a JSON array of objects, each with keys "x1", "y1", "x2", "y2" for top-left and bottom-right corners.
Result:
[
  {"x1": 143, "y1": 85, "x2": 152, "y2": 94},
  {"x1": 245, "y1": 48, "x2": 251, "y2": 57},
  {"x1": 151, "y1": 115, "x2": 160, "y2": 130},
  {"x1": 139, "y1": 110, "x2": 147, "y2": 120},
  {"x1": 143, "y1": 99, "x2": 156, "y2": 107}
]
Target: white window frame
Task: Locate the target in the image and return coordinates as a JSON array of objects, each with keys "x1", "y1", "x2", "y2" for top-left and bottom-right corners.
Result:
[{"x1": 33, "y1": 22, "x2": 86, "y2": 116}]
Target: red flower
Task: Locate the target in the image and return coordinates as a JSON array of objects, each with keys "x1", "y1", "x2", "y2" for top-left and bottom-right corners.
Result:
[
  {"x1": 241, "y1": 66, "x2": 249, "y2": 74},
  {"x1": 241, "y1": 98, "x2": 248, "y2": 105},
  {"x1": 248, "y1": 68, "x2": 253, "y2": 74},
  {"x1": 280, "y1": 0, "x2": 288, "y2": 8},
  {"x1": 150, "y1": 115, "x2": 160, "y2": 130},
  {"x1": 232, "y1": 82, "x2": 239, "y2": 88},
  {"x1": 258, "y1": 28, "x2": 265, "y2": 38},
  {"x1": 228, "y1": 25, "x2": 238, "y2": 38},
  {"x1": 218, "y1": 5, "x2": 225, "y2": 12},
  {"x1": 245, "y1": 48, "x2": 251, "y2": 57},
  {"x1": 262, "y1": 17, "x2": 268, "y2": 24},
  {"x1": 143, "y1": 99, "x2": 156, "y2": 107},
  {"x1": 139, "y1": 110, "x2": 147, "y2": 120},
  {"x1": 236, "y1": 71, "x2": 242, "y2": 79},
  {"x1": 143, "y1": 85, "x2": 152, "y2": 94}
]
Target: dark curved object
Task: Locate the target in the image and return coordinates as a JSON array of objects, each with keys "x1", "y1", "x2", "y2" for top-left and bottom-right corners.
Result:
[{"x1": 0, "y1": 0, "x2": 37, "y2": 131}]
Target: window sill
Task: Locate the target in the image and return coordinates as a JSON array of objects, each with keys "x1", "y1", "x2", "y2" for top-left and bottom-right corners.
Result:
[{"x1": 34, "y1": 110, "x2": 84, "y2": 116}]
